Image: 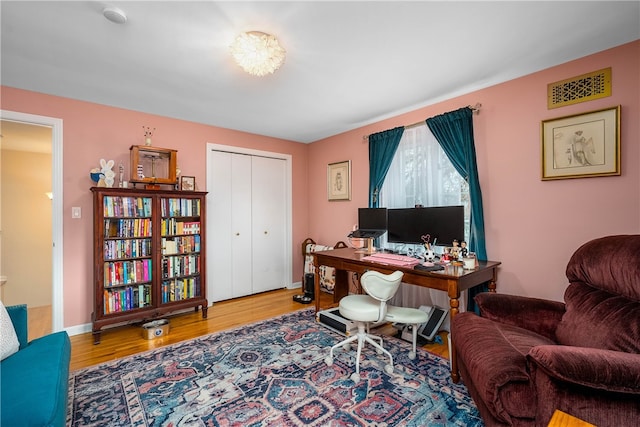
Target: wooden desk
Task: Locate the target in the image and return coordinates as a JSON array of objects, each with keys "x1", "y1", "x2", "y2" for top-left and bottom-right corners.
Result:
[{"x1": 312, "y1": 247, "x2": 501, "y2": 382}]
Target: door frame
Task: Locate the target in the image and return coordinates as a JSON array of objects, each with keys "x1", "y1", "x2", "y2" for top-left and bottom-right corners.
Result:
[
  {"x1": 1, "y1": 110, "x2": 64, "y2": 331},
  {"x1": 205, "y1": 143, "x2": 293, "y2": 302}
]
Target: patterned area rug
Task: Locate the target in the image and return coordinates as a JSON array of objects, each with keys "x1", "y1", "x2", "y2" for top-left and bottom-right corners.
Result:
[{"x1": 68, "y1": 309, "x2": 483, "y2": 426}]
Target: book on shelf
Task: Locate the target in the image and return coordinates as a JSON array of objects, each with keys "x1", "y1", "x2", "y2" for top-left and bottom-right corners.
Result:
[{"x1": 103, "y1": 285, "x2": 152, "y2": 314}]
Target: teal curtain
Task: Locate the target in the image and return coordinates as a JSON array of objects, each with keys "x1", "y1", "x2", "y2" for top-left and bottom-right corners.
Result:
[
  {"x1": 368, "y1": 127, "x2": 404, "y2": 207},
  {"x1": 426, "y1": 107, "x2": 488, "y2": 313}
]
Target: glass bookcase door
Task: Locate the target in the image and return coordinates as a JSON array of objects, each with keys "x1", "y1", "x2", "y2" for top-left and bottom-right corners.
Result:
[
  {"x1": 102, "y1": 195, "x2": 154, "y2": 314},
  {"x1": 160, "y1": 197, "x2": 202, "y2": 304}
]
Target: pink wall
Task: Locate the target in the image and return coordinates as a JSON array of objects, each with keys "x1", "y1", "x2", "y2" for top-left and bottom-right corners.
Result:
[
  {"x1": 1, "y1": 41, "x2": 638, "y2": 329},
  {"x1": 309, "y1": 40, "x2": 640, "y2": 303},
  {"x1": 1, "y1": 87, "x2": 310, "y2": 328}
]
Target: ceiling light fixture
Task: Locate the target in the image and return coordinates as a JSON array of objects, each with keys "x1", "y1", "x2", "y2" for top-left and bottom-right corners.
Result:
[{"x1": 230, "y1": 31, "x2": 286, "y2": 77}]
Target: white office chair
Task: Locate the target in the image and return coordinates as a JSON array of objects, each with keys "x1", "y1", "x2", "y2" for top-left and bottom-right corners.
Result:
[
  {"x1": 325, "y1": 270, "x2": 403, "y2": 383},
  {"x1": 385, "y1": 304, "x2": 429, "y2": 360}
]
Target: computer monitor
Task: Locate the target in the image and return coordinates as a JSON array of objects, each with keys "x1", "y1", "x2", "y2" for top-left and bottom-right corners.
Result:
[
  {"x1": 351, "y1": 208, "x2": 387, "y2": 239},
  {"x1": 387, "y1": 206, "x2": 464, "y2": 246}
]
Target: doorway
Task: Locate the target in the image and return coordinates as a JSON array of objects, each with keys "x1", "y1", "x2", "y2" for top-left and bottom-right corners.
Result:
[{"x1": 0, "y1": 110, "x2": 63, "y2": 334}]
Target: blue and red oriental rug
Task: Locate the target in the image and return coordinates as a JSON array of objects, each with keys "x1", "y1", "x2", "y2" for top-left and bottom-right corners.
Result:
[{"x1": 68, "y1": 309, "x2": 482, "y2": 426}]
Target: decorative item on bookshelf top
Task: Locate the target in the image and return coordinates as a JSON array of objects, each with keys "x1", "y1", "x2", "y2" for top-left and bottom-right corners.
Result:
[
  {"x1": 129, "y1": 145, "x2": 178, "y2": 189},
  {"x1": 180, "y1": 176, "x2": 195, "y2": 191},
  {"x1": 143, "y1": 126, "x2": 155, "y2": 146},
  {"x1": 89, "y1": 158, "x2": 116, "y2": 188}
]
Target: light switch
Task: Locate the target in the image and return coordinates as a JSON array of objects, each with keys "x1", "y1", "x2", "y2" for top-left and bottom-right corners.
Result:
[{"x1": 72, "y1": 207, "x2": 82, "y2": 219}]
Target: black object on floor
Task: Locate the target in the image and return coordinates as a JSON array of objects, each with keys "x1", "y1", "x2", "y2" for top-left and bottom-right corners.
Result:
[
  {"x1": 294, "y1": 273, "x2": 315, "y2": 304},
  {"x1": 293, "y1": 294, "x2": 313, "y2": 304}
]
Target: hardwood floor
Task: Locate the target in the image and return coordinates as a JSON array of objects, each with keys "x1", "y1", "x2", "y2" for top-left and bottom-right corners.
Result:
[
  {"x1": 68, "y1": 288, "x2": 449, "y2": 371},
  {"x1": 27, "y1": 305, "x2": 52, "y2": 340}
]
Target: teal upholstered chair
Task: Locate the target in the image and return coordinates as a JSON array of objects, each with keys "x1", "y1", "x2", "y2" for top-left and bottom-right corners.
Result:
[{"x1": 1, "y1": 304, "x2": 71, "y2": 426}]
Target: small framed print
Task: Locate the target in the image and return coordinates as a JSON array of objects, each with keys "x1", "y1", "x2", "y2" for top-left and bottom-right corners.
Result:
[
  {"x1": 327, "y1": 160, "x2": 351, "y2": 201},
  {"x1": 180, "y1": 176, "x2": 195, "y2": 191},
  {"x1": 541, "y1": 106, "x2": 621, "y2": 180}
]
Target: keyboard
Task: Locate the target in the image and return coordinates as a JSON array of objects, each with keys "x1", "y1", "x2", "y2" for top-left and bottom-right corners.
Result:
[{"x1": 362, "y1": 253, "x2": 421, "y2": 267}]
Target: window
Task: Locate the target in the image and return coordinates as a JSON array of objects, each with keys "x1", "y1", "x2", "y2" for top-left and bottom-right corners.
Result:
[{"x1": 379, "y1": 125, "x2": 470, "y2": 251}]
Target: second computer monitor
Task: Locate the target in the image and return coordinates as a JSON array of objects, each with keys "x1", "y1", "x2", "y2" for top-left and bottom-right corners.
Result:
[{"x1": 387, "y1": 206, "x2": 464, "y2": 246}]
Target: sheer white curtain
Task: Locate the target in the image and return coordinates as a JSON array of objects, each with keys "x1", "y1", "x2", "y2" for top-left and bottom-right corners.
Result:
[{"x1": 380, "y1": 125, "x2": 470, "y2": 320}]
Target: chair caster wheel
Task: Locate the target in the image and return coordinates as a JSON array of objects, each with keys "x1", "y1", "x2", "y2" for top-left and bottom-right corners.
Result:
[
  {"x1": 325, "y1": 356, "x2": 333, "y2": 366},
  {"x1": 385, "y1": 364, "x2": 393, "y2": 374},
  {"x1": 408, "y1": 351, "x2": 416, "y2": 360},
  {"x1": 342, "y1": 343, "x2": 351, "y2": 351},
  {"x1": 350, "y1": 372, "x2": 360, "y2": 383}
]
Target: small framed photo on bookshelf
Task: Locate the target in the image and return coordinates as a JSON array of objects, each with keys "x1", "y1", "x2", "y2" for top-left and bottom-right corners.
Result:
[{"x1": 180, "y1": 176, "x2": 195, "y2": 191}]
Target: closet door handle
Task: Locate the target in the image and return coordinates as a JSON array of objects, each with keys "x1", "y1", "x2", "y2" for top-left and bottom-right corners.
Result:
[
  {"x1": 236, "y1": 232, "x2": 240, "y2": 236},
  {"x1": 264, "y1": 231, "x2": 268, "y2": 235}
]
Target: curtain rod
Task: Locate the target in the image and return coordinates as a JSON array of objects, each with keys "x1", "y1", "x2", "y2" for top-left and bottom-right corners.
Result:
[{"x1": 363, "y1": 103, "x2": 482, "y2": 140}]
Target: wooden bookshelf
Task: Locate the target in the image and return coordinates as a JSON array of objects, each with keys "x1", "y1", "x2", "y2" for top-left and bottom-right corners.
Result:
[{"x1": 91, "y1": 187, "x2": 208, "y2": 344}]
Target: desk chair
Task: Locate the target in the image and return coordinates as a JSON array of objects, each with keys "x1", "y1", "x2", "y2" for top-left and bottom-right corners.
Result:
[
  {"x1": 385, "y1": 305, "x2": 429, "y2": 360},
  {"x1": 325, "y1": 270, "x2": 403, "y2": 383}
]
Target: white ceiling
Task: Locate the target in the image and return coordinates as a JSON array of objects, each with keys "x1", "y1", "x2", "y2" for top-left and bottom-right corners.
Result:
[{"x1": 1, "y1": 1, "x2": 639, "y2": 144}]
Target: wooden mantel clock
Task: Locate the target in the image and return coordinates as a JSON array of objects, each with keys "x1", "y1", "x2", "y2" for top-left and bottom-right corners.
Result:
[{"x1": 129, "y1": 145, "x2": 177, "y2": 188}]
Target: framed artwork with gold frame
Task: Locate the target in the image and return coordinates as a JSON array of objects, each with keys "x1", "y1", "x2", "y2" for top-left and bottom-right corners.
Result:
[
  {"x1": 327, "y1": 160, "x2": 351, "y2": 201},
  {"x1": 541, "y1": 106, "x2": 620, "y2": 180}
]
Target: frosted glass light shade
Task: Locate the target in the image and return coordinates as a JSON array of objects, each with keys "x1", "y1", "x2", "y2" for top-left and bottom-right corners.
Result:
[{"x1": 230, "y1": 31, "x2": 286, "y2": 76}]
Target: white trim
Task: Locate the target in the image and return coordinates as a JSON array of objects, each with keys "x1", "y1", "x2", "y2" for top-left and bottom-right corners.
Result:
[
  {"x1": 0, "y1": 110, "x2": 64, "y2": 332},
  {"x1": 205, "y1": 143, "x2": 293, "y2": 298}
]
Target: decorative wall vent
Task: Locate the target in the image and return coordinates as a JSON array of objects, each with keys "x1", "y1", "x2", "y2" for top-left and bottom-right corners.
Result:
[{"x1": 547, "y1": 67, "x2": 611, "y2": 109}]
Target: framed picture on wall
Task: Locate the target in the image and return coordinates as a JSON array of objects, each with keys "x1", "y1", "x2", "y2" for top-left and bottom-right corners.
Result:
[
  {"x1": 180, "y1": 176, "x2": 195, "y2": 191},
  {"x1": 541, "y1": 105, "x2": 621, "y2": 180},
  {"x1": 327, "y1": 160, "x2": 351, "y2": 201}
]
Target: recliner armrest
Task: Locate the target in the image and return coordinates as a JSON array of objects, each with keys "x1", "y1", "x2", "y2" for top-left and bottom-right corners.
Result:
[
  {"x1": 475, "y1": 293, "x2": 565, "y2": 341},
  {"x1": 529, "y1": 345, "x2": 640, "y2": 394}
]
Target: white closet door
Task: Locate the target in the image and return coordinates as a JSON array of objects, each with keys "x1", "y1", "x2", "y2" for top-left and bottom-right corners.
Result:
[
  {"x1": 208, "y1": 151, "x2": 234, "y2": 302},
  {"x1": 208, "y1": 151, "x2": 253, "y2": 301},
  {"x1": 251, "y1": 156, "x2": 287, "y2": 293},
  {"x1": 231, "y1": 154, "x2": 253, "y2": 298}
]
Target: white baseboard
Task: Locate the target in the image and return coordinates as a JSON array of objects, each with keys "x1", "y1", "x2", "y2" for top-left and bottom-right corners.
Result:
[
  {"x1": 65, "y1": 287, "x2": 302, "y2": 337},
  {"x1": 65, "y1": 323, "x2": 92, "y2": 337},
  {"x1": 288, "y1": 281, "x2": 302, "y2": 290}
]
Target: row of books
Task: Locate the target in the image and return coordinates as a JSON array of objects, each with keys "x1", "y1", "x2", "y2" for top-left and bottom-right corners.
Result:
[
  {"x1": 161, "y1": 198, "x2": 201, "y2": 217},
  {"x1": 161, "y1": 219, "x2": 200, "y2": 236},
  {"x1": 104, "y1": 218, "x2": 152, "y2": 238},
  {"x1": 104, "y1": 238, "x2": 153, "y2": 260},
  {"x1": 103, "y1": 196, "x2": 152, "y2": 218},
  {"x1": 104, "y1": 259, "x2": 152, "y2": 287},
  {"x1": 161, "y1": 254, "x2": 200, "y2": 279},
  {"x1": 103, "y1": 285, "x2": 151, "y2": 314},
  {"x1": 161, "y1": 277, "x2": 201, "y2": 303},
  {"x1": 162, "y1": 235, "x2": 201, "y2": 255}
]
